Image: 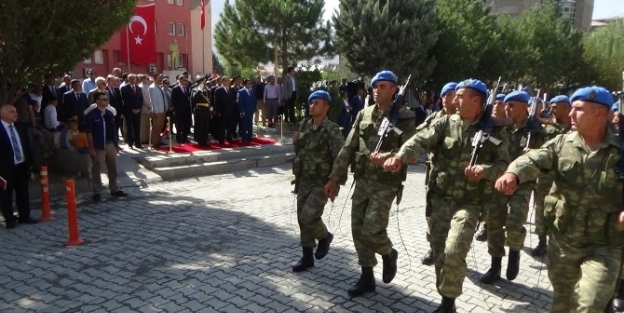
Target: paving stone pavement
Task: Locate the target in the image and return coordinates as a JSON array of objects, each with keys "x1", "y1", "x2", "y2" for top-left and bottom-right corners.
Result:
[{"x1": 0, "y1": 164, "x2": 553, "y2": 313}]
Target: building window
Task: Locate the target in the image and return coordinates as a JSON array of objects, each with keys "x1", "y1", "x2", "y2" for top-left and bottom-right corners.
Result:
[
  {"x1": 167, "y1": 0, "x2": 174, "y2": 4},
  {"x1": 176, "y1": 0, "x2": 183, "y2": 5},
  {"x1": 176, "y1": 23, "x2": 185, "y2": 36},
  {"x1": 94, "y1": 50, "x2": 104, "y2": 64},
  {"x1": 168, "y1": 22, "x2": 175, "y2": 35}
]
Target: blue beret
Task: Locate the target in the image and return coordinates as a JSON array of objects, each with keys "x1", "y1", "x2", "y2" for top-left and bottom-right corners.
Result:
[
  {"x1": 308, "y1": 90, "x2": 331, "y2": 104},
  {"x1": 549, "y1": 95, "x2": 571, "y2": 105},
  {"x1": 495, "y1": 94, "x2": 506, "y2": 101},
  {"x1": 456, "y1": 79, "x2": 488, "y2": 97},
  {"x1": 570, "y1": 86, "x2": 613, "y2": 108},
  {"x1": 613, "y1": 101, "x2": 620, "y2": 112},
  {"x1": 440, "y1": 82, "x2": 457, "y2": 97},
  {"x1": 371, "y1": 70, "x2": 398, "y2": 87},
  {"x1": 504, "y1": 91, "x2": 530, "y2": 104}
]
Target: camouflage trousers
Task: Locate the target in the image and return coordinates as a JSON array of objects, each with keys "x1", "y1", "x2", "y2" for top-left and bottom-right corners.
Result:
[
  {"x1": 351, "y1": 179, "x2": 397, "y2": 267},
  {"x1": 430, "y1": 196, "x2": 481, "y2": 298},
  {"x1": 547, "y1": 229, "x2": 623, "y2": 313},
  {"x1": 533, "y1": 176, "x2": 553, "y2": 237},
  {"x1": 297, "y1": 182, "x2": 329, "y2": 248},
  {"x1": 486, "y1": 186, "x2": 531, "y2": 257}
]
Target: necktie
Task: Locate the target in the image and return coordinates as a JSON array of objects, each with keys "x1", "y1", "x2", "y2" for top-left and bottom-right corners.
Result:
[
  {"x1": 132, "y1": 85, "x2": 136, "y2": 94},
  {"x1": 75, "y1": 93, "x2": 79, "y2": 101},
  {"x1": 8, "y1": 125, "x2": 23, "y2": 163}
]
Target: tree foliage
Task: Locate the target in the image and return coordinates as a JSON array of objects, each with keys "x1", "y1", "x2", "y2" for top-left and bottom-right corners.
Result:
[
  {"x1": 212, "y1": 51, "x2": 226, "y2": 75},
  {"x1": 214, "y1": 0, "x2": 334, "y2": 77},
  {"x1": 583, "y1": 19, "x2": 624, "y2": 91},
  {"x1": 0, "y1": 0, "x2": 138, "y2": 103},
  {"x1": 333, "y1": 0, "x2": 438, "y2": 83}
]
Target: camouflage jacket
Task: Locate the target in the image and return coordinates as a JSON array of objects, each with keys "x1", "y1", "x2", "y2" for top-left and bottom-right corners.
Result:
[
  {"x1": 507, "y1": 130, "x2": 623, "y2": 246},
  {"x1": 293, "y1": 118, "x2": 344, "y2": 185},
  {"x1": 542, "y1": 122, "x2": 571, "y2": 141},
  {"x1": 328, "y1": 104, "x2": 417, "y2": 185},
  {"x1": 396, "y1": 113, "x2": 511, "y2": 204}
]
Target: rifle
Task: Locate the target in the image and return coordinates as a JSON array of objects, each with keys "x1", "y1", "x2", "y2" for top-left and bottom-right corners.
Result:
[
  {"x1": 374, "y1": 75, "x2": 412, "y2": 153},
  {"x1": 469, "y1": 77, "x2": 503, "y2": 167},
  {"x1": 525, "y1": 89, "x2": 541, "y2": 149}
]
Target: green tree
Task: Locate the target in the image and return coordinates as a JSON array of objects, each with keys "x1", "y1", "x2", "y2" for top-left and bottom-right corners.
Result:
[
  {"x1": 214, "y1": 0, "x2": 334, "y2": 76},
  {"x1": 212, "y1": 51, "x2": 226, "y2": 75},
  {"x1": 583, "y1": 19, "x2": 624, "y2": 90},
  {"x1": 0, "y1": 0, "x2": 138, "y2": 103},
  {"x1": 333, "y1": 0, "x2": 438, "y2": 83}
]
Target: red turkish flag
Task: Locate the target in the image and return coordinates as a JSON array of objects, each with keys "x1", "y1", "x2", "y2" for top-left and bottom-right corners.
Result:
[
  {"x1": 120, "y1": 4, "x2": 156, "y2": 66},
  {"x1": 200, "y1": 0, "x2": 206, "y2": 30}
]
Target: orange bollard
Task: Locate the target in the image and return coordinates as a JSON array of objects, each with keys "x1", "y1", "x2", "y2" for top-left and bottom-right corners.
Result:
[
  {"x1": 64, "y1": 180, "x2": 84, "y2": 246},
  {"x1": 40, "y1": 166, "x2": 54, "y2": 221}
]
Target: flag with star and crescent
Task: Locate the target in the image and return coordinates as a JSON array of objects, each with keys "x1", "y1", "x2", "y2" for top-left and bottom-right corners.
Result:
[{"x1": 120, "y1": 4, "x2": 156, "y2": 66}]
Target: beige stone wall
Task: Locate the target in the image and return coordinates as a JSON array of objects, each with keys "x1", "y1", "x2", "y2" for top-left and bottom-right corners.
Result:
[{"x1": 190, "y1": 1, "x2": 213, "y2": 76}]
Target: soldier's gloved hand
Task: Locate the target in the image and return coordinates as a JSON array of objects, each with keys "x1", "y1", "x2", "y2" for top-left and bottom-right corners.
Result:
[
  {"x1": 495, "y1": 173, "x2": 519, "y2": 195},
  {"x1": 369, "y1": 152, "x2": 388, "y2": 166},
  {"x1": 464, "y1": 165, "x2": 484, "y2": 181},
  {"x1": 383, "y1": 157, "x2": 402, "y2": 173},
  {"x1": 324, "y1": 179, "x2": 337, "y2": 199}
]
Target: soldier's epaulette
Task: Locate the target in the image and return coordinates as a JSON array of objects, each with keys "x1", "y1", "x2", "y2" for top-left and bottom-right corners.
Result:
[
  {"x1": 491, "y1": 118, "x2": 513, "y2": 127},
  {"x1": 397, "y1": 108, "x2": 416, "y2": 119}
]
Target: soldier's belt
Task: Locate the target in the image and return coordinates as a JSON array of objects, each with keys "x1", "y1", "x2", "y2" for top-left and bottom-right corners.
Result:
[{"x1": 196, "y1": 103, "x2": 210, "y2": 107}]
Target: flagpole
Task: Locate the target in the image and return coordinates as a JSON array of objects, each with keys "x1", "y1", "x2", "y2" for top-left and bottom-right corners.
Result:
[
  {"x1": 126, "y1": 25, "x2": 131, "y2": 72},
  {"x1": 202, "y1": 27, "x2": 205, "y2": 74}
]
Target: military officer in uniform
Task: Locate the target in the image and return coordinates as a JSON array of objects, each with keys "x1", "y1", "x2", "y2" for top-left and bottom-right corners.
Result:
[
  {"x1": 324, "y1": 70, "x2": 417, "y2": 297},
  {"x1": 291, "y1": 90, "x2": 344, "y2": 272},
  {"x1": 381, "y1": 79, "x2": 511, "y2": 313},
  {"x1": 496, "y1": 86, "x2": 623, "y2": 313},
  {"x1": 481, "y1": 91, "x2": 546, "y2": 284},
  {"x1": 421, "y1": 82, "x2": 457, "y2": 266},
  {"x1": 531, "y1": 95, "x2": 572, "y2": 257},
  {"x1": 192, "y1": 79, "x2": 212, "y2": 146}
]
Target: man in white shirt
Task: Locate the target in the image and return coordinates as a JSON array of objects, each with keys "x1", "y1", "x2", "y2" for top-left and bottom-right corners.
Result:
[
  {"x1": 148, "y1": 74, "x2": 167, "y2": 147},
  {"x1": 263, "y1": 75, "x2": 282, "y2": 128},
  {"x1": 43, "y1": 97, "x2": 63, "y2": 131}
]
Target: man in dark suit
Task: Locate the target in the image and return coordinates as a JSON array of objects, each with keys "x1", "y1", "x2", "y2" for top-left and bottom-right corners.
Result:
[
  {"x1": 106, "y1": 75, "x2": 124, "y2": 139},
  {"x1": 0, "y1": 104, "x2": 38, "y2": 229},
  {"x1": 237, "y1": 79, "x2": 256, "y2": 142},
  {"x1": 213, "y1": 76, "x2": 236, "y2": 144},
  {"x1": 41, "y1": 75, "x2": 58, "y2": 111},
  {"x1": 171, "y1": 75, "x2": 193, "y2": 143},
  {"x1": 62, "y1": 79, "x2": 89, "y2": 123},
  {"x1": 349, "y1": 87, "x2": 366, "y2": 126},
  {"x1": 120, "y1": 74, "x2": 143, "y2": 149}
]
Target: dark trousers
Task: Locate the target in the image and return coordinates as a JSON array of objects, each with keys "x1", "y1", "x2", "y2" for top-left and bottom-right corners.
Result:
[
  {"x1": 124, "y1": 112, "x2": 141, "y2": 147},
  {"x1": 239, "y1": 113, "x2": 254, "y2": 141},
  {"x1": 0, "y1": 163, "x2": 31, "y2": 223},
  {"x1": 285, "y1": 91, "x2": 297, "y2": 122},
  {"x1": 175, "y1": 112, "x2": 192, "y2": 143},
  {"x1": 115, "y1": 115, "x2": 124, "y2": 140},
  {"x1": 194, "y1": 107, "x2": 212, "y2": 145},
  {"x1": 225, "y1": 116, "x2": 237, "y2": 142}
]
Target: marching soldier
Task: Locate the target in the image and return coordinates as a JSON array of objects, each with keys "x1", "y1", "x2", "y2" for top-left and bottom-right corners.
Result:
[
  {"x1": 496, "y1": 86, "x2": 623, "y2": 313},
  {"x1": 481, "y1": 91, "x2": 546, "y2": 284},
  {"x1": 192, "y1": 79, "x2": 212, "y2": 146},
  {"x1": 381, "y1": 79, "x2": 511, "y2": 313},
  {"x1": 324, "y1": 70, "x2": 416, "y2": 298},
  {"x1": 421, "y1": 82, "x2": 457, "y2": 266},
  {"x1": 531, "y1": 95, "x2": 572, "y2": 257},
  {"x1": 291, "y1": 90, "x2": 344, "y2": 272}
]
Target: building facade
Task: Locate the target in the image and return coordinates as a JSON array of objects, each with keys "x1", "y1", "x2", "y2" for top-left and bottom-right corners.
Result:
[
  {"x1": 72, "y1": 0, "x2": 212, "y2": 79},
  {"x1": 484, "y1": 0, "x2": 594, "y2": 31}
]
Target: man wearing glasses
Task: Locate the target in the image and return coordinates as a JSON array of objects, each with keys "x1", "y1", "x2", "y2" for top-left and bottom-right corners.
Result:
[{"x1": 85, "y1": 91, "x2": 128, "y2": 202}]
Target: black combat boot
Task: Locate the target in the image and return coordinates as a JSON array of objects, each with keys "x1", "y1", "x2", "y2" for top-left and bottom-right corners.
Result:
[
  {"x1": 475, "y1": 224, "x2": 487, "y2": 242},
  {"x1": 348, "y1": 267, "x2": 376, "y2": 297},
  {"x1": 382, "y1": 248, "x2": 398, "y2": 283},
  {"x1": 480, "y1": 257, "x2": 502, "y2": 284},
  {"x1": 421, "y1": 249, "x2": 434, "y2": 266},
  {"x1": 506, "y1": 249, "x2": 521, "y2": 281},
  {"x1": 315, "y1": 232, "x2": 333, "y2": 260},
  {"x1": 292, "y1": 247, "x2": 314, "y2": 272},
  {"x1": 432, "y1": 296, "x2": 456, "y2": 313},
  {"x1": 613, "y1": 280, "x2": 624, "y2": 312},
  {"x1": 531, "y1": 236, "x2": 547, "y2": 257}
]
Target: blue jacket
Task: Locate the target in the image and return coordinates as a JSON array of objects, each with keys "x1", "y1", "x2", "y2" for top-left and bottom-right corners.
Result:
[
  {"x1": 84, "y1": 108, "x2": 118, "y2": 150},
  {"x1": 237, "y1": 88, "x2": 256, "y2": 115}
]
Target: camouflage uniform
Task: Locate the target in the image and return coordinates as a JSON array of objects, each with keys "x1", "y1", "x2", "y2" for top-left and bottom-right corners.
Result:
[
  {"x1": 506, "y1": 131, "x2": 623, "y2": 313},
  {"x1": 329, "y1": 104, "x2": 416, "y2": 267},
  {"x1": 395, "y1": 113, "x2": 510, "y2": 299},
  {"x1": 293, "y1": 118, "x2": 344, "y2": 248}
]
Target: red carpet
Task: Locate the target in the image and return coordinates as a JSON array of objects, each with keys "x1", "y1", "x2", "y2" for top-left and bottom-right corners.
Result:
[{"x1": 155, "y1": 137, "x2": 278, "y2": 153}]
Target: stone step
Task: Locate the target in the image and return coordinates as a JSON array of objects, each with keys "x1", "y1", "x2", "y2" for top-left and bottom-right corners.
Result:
[{"x1": 154, "y1": 152, "x2": 295, "y2": 181}]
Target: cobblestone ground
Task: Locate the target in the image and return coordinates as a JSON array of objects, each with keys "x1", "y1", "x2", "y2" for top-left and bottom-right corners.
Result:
[{"x1": 0, "y1": 164, "x2": 553, "y2": 313}]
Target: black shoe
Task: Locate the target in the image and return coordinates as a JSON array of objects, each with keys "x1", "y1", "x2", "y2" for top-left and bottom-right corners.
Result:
[
  {"x1": 421, "y1": 249, "x2": 434, "y2": 266},
  {"x1": 136, "y1": 144, "x2": 144, "y2": 149},
  {"x1": 348, "y1": 267, "x2": 376, "y2": 297},
  {"x1": 433, "y1": 296, "x2": 456, "y2": 313},
  {"x1": 480, "y1": 257, "x2": 502, "y2": 284},
  {"x1": 531, "y1": 236, "x2": 547, "y2": 257},
  {"x1": 93, "y1": 194, "x2": 101, "y2": 202},
  {"x1": 292, "y1": 247, "x2": 314, "y2": 272},
  {"x1": 18, "y1": 217, "x2": 39, "y2": 224},
  {"x1": 111, "y1": 190, "x2": 128, "y2": 197},
  {"x1": 5, "y1": 220, "x2": 16, "y2": 229},
  {"x1": 382, "y1": 248, "x2": 398, "y2": 284},
  {"x1": 613, "y1": 280, "x2": 624, "y2": 311},
  {"x1": 475, "y1": 224, "x2": 487, "y2": 242},
  {"x1": 507, "y1": 249, "x2": 520, "y2": 281},
  {"x1": 315, "y1": 232, "x2": 333, "y2": 260}
]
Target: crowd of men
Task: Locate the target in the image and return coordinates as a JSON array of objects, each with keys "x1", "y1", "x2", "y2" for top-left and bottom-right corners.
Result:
[{"x1": 292, "y1": 69, "x2": 624, "y2": 313}]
